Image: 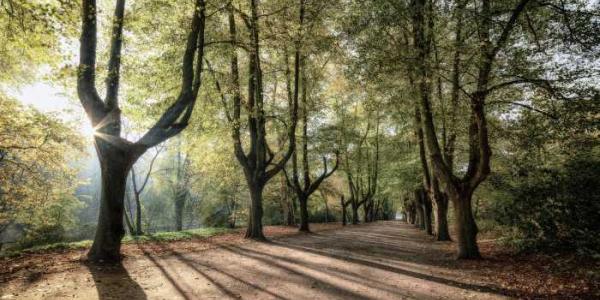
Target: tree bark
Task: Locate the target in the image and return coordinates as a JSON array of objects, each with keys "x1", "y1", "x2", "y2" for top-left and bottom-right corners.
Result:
[
  {"x1": 341, "y1": 196, "x2": 347, "y2": 226},
  {"x1": 422, "y1": 191, "x2": 433, "y2": 236},
  {"x1": 363, "y1": 202, "x2": 369, "y2": 223},
  {"x1": 123, "y1": 198, "x2": 134, "y2": 235},
  {"x1": 298, "y1": 196, "x2": 310, "y2": 232},
  {"x1": 134, "y1": 192, "x2": 143, "y2": 235},
  {"x1": 174, "y1": 189, "x2": 186, "y2": 231},
  {"x1": 88, "y1": 144, "x2": 133, "y2": 262},
  {"x1": 245, "y1": 182, "x2": 266, "y2": 240},
  {"x1": 414, "y1": 189, "x2": 424, "y2": 230},
  {"x1": 351, "y1": 200, "x2": 359, "y2": 225},
  {"x1": 434, "y1": 191, "x2": 451, "y2": 241},
  {"x1": 452, "y1": 191, "x2": 480, "y2": 259},
  {"x1": 287, "y1": 195, "x2": 296, "y2": 226},
  {"x1": 414, "y1": 187, "x2": 431, "y2": 234}
]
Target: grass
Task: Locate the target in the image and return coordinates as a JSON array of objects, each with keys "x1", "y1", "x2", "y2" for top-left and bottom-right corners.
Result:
[
  {"x1": 123, "y1": 227, "x2": 234, "y2": 243},
  {"x1": 3, "y1": 227, "x2": 236, "y2": 257}
]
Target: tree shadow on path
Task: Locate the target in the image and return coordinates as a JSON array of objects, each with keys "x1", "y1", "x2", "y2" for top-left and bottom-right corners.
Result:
[{"x1": 84, "y1": 260, "x2": 147, "y2": 300}]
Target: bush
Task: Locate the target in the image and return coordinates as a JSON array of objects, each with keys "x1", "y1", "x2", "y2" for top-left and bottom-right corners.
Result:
[
  {"x1": 19, "y1": 224, "x2": 66, "y2": 249},
  {"x1": 491, "y1": 149, "x2": 600, "y2": 255}
]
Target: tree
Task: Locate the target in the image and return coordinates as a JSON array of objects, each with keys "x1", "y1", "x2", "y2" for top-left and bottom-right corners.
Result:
[
  {"x1": 223, "y1": 0, "x2": 299, "y2": 239},
  {"x1": 173, "y1": 143, "x2": 191, "y2": 231},
  {"x1": 284, "y1": 64, "x2": 338, "y2": 231},
  {"x1": 125, "y1": 146, "x2": 162, "y2": 236},
  {"x1": 410, "y1": 0, "x2": 531, "y2": 258},
  {"x1": 343, "y1": 108, "x2": 381, "y2": 224},
  {"x1": 77, "y1": 0, "x2": 207, "y2": 261}
]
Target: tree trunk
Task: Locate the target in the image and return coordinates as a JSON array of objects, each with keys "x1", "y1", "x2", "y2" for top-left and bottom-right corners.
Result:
[
  {"x1": 245, "y1": 183, "x2": 266, "y2": 240},
  {"x1": 298, "y1": 196, "x2": 310, "y2": 232},
  {"x1": 287, "y1": 196, "x2": 296, "y2": 226},
  {"x1": 341, "y1": 196, "x2": 347, "y2": 226},
  {"x1": 229, "y1": 196, "x2": 237, "y2": 228},
  {"x1": 422, "y1": 192, "x2": 433, "y2": 236},
  {"x1": 351, "y1": 200, "x2": 359, "y2": 225},
  {"x1": 324, "y1": 197, "x2": 329, "y2": 223},
  {"x1": 174, "y1": 188, "x2": 186, "y2": 231},
  {"x1": 414, "y1": 189, "x2": 425, "y2": 230},
  {"x1": 123, "y1": 204, "x2": 134, "y2": 235},
  {"x1": 434, "y1": 192, "x2": 451, "y2": 241},
  {"x1": 452, "y1": 192, "x2": 481, "y2": 259},
  {"x1": 134, "y1": 192, "x2": 143, "y2": 235},
  {"x1": 88, "y1": 148, "x2": 132, "y2": 262},
  {"x1": 415, "y1": 205, "x2": 424, "y2": 229}
]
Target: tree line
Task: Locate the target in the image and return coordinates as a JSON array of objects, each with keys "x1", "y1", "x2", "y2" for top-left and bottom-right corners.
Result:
[{"x1": 0, "y1": 0, "x2": 598, "y2": 263}]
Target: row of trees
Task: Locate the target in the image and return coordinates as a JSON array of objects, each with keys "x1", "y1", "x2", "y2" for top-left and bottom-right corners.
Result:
[
  {"x1": 1, "y1": 0, "x2": 598, "y2": 263},
  {"x1": 346, "y1": 0, "x2": 599, "y2": 258},
  {"x1": 72, "y1": 0, "x2": 404, "y2": 262}
]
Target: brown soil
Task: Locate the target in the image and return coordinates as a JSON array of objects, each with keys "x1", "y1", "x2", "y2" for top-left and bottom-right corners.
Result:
[{"x1": 0, "y1": 221, "x2": 597, "y2": 299}]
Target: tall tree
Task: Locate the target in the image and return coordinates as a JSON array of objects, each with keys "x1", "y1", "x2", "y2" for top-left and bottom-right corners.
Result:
[
  {"x1": 77, "y1": 0, "x2": 206, "y2": 261},
  {"x1": 411, "y1": 0, "x2": 531, "y2": 258},
  {"x1": 225, "y1": 0, "x2": 298, "y2": 239},
  {"x1": 284, "y1": 62, "x2": 338, "y2": 232}
]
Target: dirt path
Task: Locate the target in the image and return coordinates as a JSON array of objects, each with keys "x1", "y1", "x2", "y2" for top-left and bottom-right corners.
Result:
[{"x1": 0, "y1": 221, "x2": 595, "y2": 299}]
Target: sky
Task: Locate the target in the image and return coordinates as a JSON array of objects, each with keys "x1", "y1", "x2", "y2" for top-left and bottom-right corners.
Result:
[{"x1": 12, "y1": 82, "x2": 95, "y2": 137}]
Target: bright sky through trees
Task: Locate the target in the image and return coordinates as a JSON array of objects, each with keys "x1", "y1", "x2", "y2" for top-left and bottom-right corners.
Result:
[{"x1": 13, "y1": 83, "x2": 95, "y2": 137}]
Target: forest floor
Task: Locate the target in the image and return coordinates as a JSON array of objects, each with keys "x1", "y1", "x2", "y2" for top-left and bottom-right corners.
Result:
[{"x1": 0, "y1": 221, "x2": 598, "y2": 300}]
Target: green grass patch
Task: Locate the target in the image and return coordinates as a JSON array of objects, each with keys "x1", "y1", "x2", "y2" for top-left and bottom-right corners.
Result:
[
  {"x1": 124, "y1": 227, "x2": 234, "y2": 243},
  {"x1": 2, "y1": 227, "x2": 236, "y2": 257}
]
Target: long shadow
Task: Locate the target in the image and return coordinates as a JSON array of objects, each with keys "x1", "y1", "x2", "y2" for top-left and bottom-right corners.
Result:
[
  {"x1": 279, "y1": 228, "x2": 463, "y2": 270},
  {"x1": 153, "y1": 241, "x2": 379, "y2": 299},
  {"x1": 84, "y1": 261, "x2": 147, "y2": 300},
  {"x1": 140, "y1": 242, "x2": 288, "y2": 300},
  {"x1": 137, "y1": 246, "x2": 195, "y2": 300},
  {"x1": 224, "y1": 244, "x2": 418, "y2": 299},
  {"x1": 273, "y1": 241, "x2": 542, "y2": 298},
  {"x1": 283, "y1": 234, "x2": 445, "y2": 268},
  {"x1": 219, "y1": 245, "x2": 386, "y2": 300}
]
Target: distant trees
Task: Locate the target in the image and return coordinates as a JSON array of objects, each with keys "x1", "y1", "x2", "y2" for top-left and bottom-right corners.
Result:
[
  {"x1": 340, "y1": 104, "x2": 382, "y2": 225},
  {"x1": 125, "y1": 147, "x2": 162, "y2": 236},
  {"x1": 77, "y1": 0, "x2": 206, "y2": 262},
  {"x1": 0, "y1": 97, "x2": 83, "y2": 250}
]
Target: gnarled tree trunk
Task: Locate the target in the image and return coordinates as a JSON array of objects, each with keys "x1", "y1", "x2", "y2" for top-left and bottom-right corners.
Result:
[
  {"x1": 434, "y1": 191, "x2": 451, "y2": 241},
  {"x1": 78, "y1": 0, "x2": 206, "y2": 262},
  {"x1": 88, "y1": 143, "x2": 135, "y2": 261},
  {"x1": 298, "y1": 195, "x2": 310, "y2": 232},
  {"x1": 452, "y1": 190, "x2": 480, "y2": 259},
  {"x1": 245, "y1": 182, "x2": 265, "y2": 239},
  {"x1": 351, "y1": 200, "x2": 359, "y2": 225}
]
